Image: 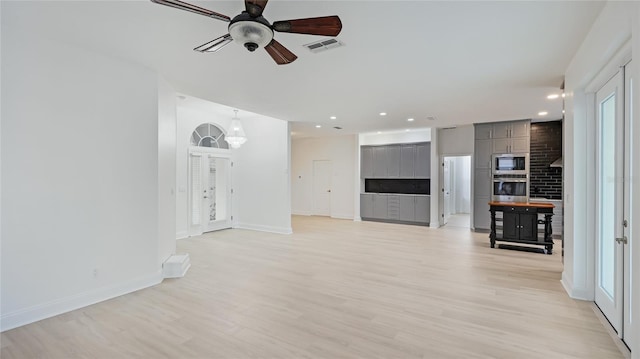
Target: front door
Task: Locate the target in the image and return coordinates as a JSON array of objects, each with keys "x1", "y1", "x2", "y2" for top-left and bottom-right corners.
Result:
[
  {"x1": 594, "y1": 68, "x2": 629, "y2": 339},
  {"x1": 189, "y1": 152, "x2": 232, "y2": 236},
  {"x1": 312, "y1": 160, "x2": 332, "y2": 216}
]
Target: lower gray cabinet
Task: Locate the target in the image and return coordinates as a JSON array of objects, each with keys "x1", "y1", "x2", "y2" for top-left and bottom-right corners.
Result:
[
  {"x1": 415, "y1": 196, "x2": 430, "y2": 224},
  {"x1": 474, "y1": 196, "x2": 491, "y2": 230},
  {"x1": 360, "y1": 194, "x2": 374, "y2": 218},
  {"x1": 399, "y1": 196, "x2": 415, "y2": 221},
  {"x1": 361, "y1": 194, "x2": 430, "y2": 225},
  {"x1": 373, "y1": 194, "x2": 388, "y2": 219}
]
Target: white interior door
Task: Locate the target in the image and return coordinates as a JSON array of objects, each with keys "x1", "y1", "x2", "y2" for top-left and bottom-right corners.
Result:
[
  {"x1": 189, "y1": 152, "x2": 232, "y2": 236},
  {"x1": 595, "y1": 70, "x2": 625, "y2": 335},
  {"x1": 443, "y1": 158, "x2": 452, "y2": 223},
  {"x1": 312, "y1": 160, "x2": 332, "y2": 216}
]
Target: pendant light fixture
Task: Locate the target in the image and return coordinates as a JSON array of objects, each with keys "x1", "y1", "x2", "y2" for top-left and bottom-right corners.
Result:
[{"x1": 226, "y1": 109, "x2": 247, "y2": 149}]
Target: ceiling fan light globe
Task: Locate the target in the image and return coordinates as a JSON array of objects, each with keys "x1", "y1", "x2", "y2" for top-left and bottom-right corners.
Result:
[{"x1": 228, "y1": 20, "x2": 274, "y2": 50}]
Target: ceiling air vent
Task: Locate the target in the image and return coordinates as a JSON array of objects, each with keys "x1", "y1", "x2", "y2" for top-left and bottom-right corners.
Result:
[
  {"x1": 304, "y1": 38, "x2": 344, "y2": 53},
  {"x1": 333, "y1": 126, "x2": 342, "y2": 130}
]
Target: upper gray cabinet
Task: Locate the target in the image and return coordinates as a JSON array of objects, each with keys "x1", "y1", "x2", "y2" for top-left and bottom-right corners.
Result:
[
  {"x1": 400, "y1": 145, "x2": 416, "y2": 177},
  {"x1": 361, "y1": 146, "x2": 374, "y2": 178},
  {"x1": 361, "y1": 142, "x2": 430, "y2": 179},
  {"x1": 475, "y1": 123, "x2": 493, "y2": 140},
  {"x1": 415, "y1": 143, "x2": 431, "y2": 178},
  {"x1": 372, "y1": 146, "x2": 388, "y2": 177},
  {"x1": 386, "y1": 145, "x2": 401, "y2": 178}
]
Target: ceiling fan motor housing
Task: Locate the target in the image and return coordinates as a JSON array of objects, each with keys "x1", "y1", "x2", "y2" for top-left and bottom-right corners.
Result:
[{"x1": 228, "y1": 11, "x2": 274, "y2": 52}]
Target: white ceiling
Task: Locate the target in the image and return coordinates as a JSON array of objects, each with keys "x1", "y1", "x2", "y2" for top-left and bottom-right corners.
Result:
[{"x1": 4, "y1": 1, "x2": 604, "y2": 138}]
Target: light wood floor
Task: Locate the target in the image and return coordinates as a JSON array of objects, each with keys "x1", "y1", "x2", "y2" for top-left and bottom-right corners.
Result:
[{"x1": 1, "y1": 216, "x2": 624, "y2": 358}]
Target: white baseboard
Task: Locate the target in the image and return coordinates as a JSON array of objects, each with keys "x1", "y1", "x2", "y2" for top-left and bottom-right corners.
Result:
[
  {"x1": 0, "y1": 271, "x2": 163, "y2": 332},
  {"x1": 234, "y1": 222, "x2": 293, "y2": 235},
  {"x1": 331, "y1": 213, "x2": 354, "y2": 220},
  {"x1": 175, "y1": 230, "x2": 189, "y2": 240},
  {"x1": 561, "y1": 271, "x2": 592, "y2": 301},
  {"x1": 291, "y1": 210, "x2": 311, "y2": 216}
]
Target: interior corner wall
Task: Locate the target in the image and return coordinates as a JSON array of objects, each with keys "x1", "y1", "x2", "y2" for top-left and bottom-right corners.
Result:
[
  {"x1": 157, "y1": 77, "x2": 177, "y2": 265},
  {"x1": 175, "y1": 106, "x2": 232, "y2": 239},
  {"x1": 291, "y1": 135, "x2": 357, "y2": 219},
  {"x1": 1, "y1": 21, "x2": 163, "y2": 331},
  {"x1": 233, "y1": 117, "x2": 291, "y2": 234}
]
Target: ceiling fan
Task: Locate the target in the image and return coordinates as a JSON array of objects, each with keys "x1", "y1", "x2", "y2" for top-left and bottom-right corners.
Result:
[{"x1": 151, "y1": 0, "x2": 342, "y2": 65}]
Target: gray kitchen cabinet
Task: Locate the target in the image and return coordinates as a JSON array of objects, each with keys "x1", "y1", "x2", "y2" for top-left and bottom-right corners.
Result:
[
  {"x1": 415, "y1": 143, "x2": 431, "y2": 178},
  {"x1": 492, "y1": 138, "x2": 510, "y2": 153},
  {"x1": 361, "y1": 147, "x2": 374, "y2": 178},
  {"x1": 475, "y1": 123, "x2": 493, "y2": 140},
  {"x1": 386, "y1": 146, "x2": 401, "y2": 178},
  {"x1": 387, "y1": 195, "x2": 400, "y2": 219},
  {"x1": 510, "y1": 121, "x2": 529, "y2": 137},
  {"x1": 360, "y1": 194, "x2": 374, "y2": 218},
  {"x1": 415, "y1": 196, "x2": 430, "y2": 224},
  {"x1": 492, "y1": 122, "x2": 511, "y2": 139},
  {"x1": 493, "y1": 136, "x2": 530, "y2": 154},
  {"x1": 400, "y1": 145, "x2": 415, "y2": 177},
  {"x1": 474, "y1": 168, "x2": 491, "y2": 198},
  {"x1": 373, "y1": 194, "x2": 388, "y2": 219},
  {"x1": 474, "y1": 196, "x2": 491, "y2": 230},
  {"x1": 399, "y1": 196, "x2": 415, "y2": 221},
  {"x1": 510, "y1": 137, "x2": 530, "y2": 153},
  {"x1": 372, "y1": 147, "x2": 388, "y2": 178},
  {"x1": 475, "y1": 139, "x2": 492, "y2": 169}
]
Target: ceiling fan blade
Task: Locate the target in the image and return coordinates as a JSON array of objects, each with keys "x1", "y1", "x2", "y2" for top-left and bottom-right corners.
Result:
[
  {"x1": 194, "y1": 34, "x2": 233, "y2": 52},
  {"x1": 245, "y1": 0, "x2": 268, "y2": 17},
  {"x1": 272, "y1": 16, "x2": 342, "y2": 36},
  {"x1": 264, "y1": 39, "x2": 297, "y2": 65},
  {"x1": 150, "y1": 0, "x2": 230, "y2": 22}
]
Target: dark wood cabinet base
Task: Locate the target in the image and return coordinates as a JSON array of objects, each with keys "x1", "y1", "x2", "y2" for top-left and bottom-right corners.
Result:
[{"x1": 489, "y1": 201, "x2": 555, "y2": 255}]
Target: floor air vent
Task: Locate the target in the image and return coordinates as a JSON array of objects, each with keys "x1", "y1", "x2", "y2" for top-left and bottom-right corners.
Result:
[{"x1": 304, "y1": 38, "x2": 344, "y2": 53}]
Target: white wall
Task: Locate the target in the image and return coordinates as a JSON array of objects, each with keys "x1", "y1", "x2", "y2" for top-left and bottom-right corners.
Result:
[
  {"x1": 233, "y1": 117, "x2": 291, "y2": 234},
  {"x1": 1, "y1": 27, "x2": 167, "y2": 330},
  {"x1": 291, "y1": 135, "x2": 357, "y2": 219},
  {"x1": 157, "y1": 77, "x2": 177, "y2": 265},
  {"x1": 564, "y1": 2, "x2": 640, "y2": 355},
  {"x1": 360, "y1": 129, "x2": 431, "y2": 146}
]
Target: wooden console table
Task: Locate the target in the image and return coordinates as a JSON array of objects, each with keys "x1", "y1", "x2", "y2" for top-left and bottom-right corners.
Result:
[{"x1": 488, "y1": 201, "x2": 555, "y2": 254}]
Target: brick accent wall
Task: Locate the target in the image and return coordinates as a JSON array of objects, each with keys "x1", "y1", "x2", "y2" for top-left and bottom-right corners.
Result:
[{"x1": 530, "y1": 121, "x2": 562, "y2": 199}]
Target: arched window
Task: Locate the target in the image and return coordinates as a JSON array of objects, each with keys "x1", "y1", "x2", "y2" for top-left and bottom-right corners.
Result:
[{"x1": 190, "y1": 123, "x2": 229, "y2": 149}]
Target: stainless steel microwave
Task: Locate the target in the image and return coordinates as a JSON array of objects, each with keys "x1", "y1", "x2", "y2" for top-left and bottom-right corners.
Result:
[{"x1": 492, "y1": 153, "x2": 529, "y2": 175}]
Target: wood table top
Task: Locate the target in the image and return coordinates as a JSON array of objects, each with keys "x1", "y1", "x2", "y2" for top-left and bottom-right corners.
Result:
[{"x1": 488, "y1": 201, "x2": 555, "y2": 209}]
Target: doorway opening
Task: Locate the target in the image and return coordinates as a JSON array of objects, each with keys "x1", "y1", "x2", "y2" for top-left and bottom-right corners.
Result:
[{"x1": 441, "y1": 156, "x2": 472, "y2": 228}]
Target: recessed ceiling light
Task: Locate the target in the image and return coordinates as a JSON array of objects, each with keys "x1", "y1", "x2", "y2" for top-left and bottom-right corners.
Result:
[
  {"x1": 547, "y1": 94, "x2": 559, "y2": 99},
  {"x1": 407, "y1": 118, "x2": 414, "y2": 122},
  {"x1": 405, "y1": 129, "x2": 410, "y2": 132},
  {"x1": 561, "y1": 93, "x2": 566, "y2": 98},
  {"x1": 538, "y1": 111, "x2": 548, "y2": 116},
  {"x1": 315, "y1": 125, "x2": 322, "y2": 128},
  {"x1": 330, "y1": 116, "x2": 337, "y2": 120},
  {"x1": 377, "y1": 131, "x2": 382, "y2": 134},
  {"x1": 379, "y1": 112, "x2": 387, "y2": 116}
]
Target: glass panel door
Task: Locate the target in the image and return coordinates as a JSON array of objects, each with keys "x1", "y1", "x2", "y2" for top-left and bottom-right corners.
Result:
[{"x1": 595, "y1": 71, "x2": 624, "y2": 334}]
